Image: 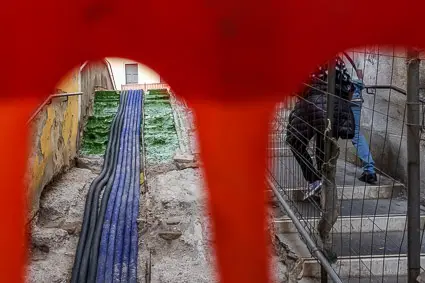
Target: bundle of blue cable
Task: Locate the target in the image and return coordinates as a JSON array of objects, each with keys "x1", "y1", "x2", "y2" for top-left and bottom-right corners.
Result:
[{"x1": 71, "y1": 90, "x2": 142, "y2": 283}]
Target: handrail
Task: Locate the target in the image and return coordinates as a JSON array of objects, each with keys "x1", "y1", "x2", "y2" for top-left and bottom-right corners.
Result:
[
  {"x1": 27, "y1": 92, "x2": 83, "y2": 124},
  {"x1": 121, "y1": 83, "x2": 170, "y2": 91},
  {"x1": 365, "y1": 84, "x2": 407, "y2": 95},
  {"x1": 365, "y1": 85, "x2": 425, "y2": 104},
  {"x1": 104, "y1": 59, "x2": 117, "y2": 90}
]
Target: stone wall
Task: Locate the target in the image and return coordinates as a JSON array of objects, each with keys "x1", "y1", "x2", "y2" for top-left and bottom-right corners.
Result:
[{"x1": 339, "y1": 46, "x2": 425, "y2": 198}]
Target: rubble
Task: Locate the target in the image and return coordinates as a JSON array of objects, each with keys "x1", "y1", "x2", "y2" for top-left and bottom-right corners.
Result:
[
  {"x1": 26, "y1": 167, "x2": 96, "y2": 283},
  {"x1": 138, "y1": 168, "x2": 215, "y2": 282},
  {"x1": 158, "y1": 231, "x2": 183, "y2": 241},
  {"x1": 75, "y1": 155, "x2": 103, "y2": 174}
]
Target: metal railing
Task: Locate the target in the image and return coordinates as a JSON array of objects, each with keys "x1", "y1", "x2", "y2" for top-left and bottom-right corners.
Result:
[
  {"x1": 268, "y1": 47, "x2": 423, "y2": 282},
  {"x1": 364, "y1": 84, "x2": 425, "y2": 133},
  {"x1": 27, "y1": 92, "x2": 83, "y2": 124},
  {"x1": 121, "y1": 82, "x2": 170, "y2": 91},
  {"x1": 104, "y1": 59, "x2": 117, "y2": 90}
]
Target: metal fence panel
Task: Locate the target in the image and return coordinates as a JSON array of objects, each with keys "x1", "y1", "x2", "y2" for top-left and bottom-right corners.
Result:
[{"x1": 269, "y1": 46, "x2": 424, "y2": 282}]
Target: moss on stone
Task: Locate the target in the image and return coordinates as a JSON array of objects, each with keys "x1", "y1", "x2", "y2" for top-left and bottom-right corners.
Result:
[
  {"x1": 80, "y1": 88, "x2": 178, "y2": 163},
  {"x1": 144, "y1": 89, "x2": 179, "y2": 164},
  {"x1": 80, "y1": 91, "x2": 120, "y2": 155}
]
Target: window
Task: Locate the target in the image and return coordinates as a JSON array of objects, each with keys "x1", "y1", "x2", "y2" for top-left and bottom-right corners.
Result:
[{"x1": 125, "y1": 64, "x2": 138, "y2": 84}]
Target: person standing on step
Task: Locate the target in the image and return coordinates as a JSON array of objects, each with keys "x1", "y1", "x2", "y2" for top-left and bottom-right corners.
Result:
[
  {"x1": 350, "y1": 74, "x2": 377, "y2": 184},
  {"x1": 285, "y1": 57, "x2": 356, "y2": 201}
]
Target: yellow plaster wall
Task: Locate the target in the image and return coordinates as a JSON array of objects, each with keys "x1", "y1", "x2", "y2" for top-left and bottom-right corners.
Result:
[{"x1": 26, "y1": 67, "x2": 80, "y2": 219}]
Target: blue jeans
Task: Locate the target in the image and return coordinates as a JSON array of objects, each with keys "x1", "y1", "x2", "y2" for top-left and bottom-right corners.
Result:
[{"x1": 351, "y1": 103, "x2": 375, "y2": 174}]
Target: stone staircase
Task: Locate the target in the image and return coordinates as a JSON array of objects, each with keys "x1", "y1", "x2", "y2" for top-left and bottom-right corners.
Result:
[{"x1": 270, "y1": 153, "x2": 425, "y2": 282}]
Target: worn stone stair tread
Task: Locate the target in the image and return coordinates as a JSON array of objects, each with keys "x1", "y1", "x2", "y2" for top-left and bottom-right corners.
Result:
[
  {"x1": 269, "y1": 154, "x2": 403, "y2": 190},
  {"x1": 290, "y1": 198, "x2": 425, "y2": 218},
  {"x1": 335, "y1": 275, "x2": 408, "y2": 283},
  {"x1": 275, "y1": 214, "x2": 425, "y2": 234},
  {"x1": 328, "y1": 230, "x2": 425, "y2": 257},
  {"x1": 278, "y1": 231, "x2": 425, "y2": 258},
  {"x1": 300, "y1": 276, "x2": 408, "y2": 283},
  {"x1": 277, "y1": 233, "x2": 425, "y2": 278},
  {"x1": 278, "y1": 232, "x2": 425, "y2": 260}
]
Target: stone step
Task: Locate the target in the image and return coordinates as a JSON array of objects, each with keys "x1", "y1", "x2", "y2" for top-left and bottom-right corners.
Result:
[
  {"x1": 267, "y1": 182, "x2": 403, "y2": 201},
  {"x1": 299, "y1": 276, "x2": 408, "y2": 283},
  {"x1": 273, "y1": 198, "x2": 425, "y2": 218},
  {"x1": 274, "y1": 214, "x2": 425, "y2": 234},
  {"x1": 302, "y1": 255, "x2": 424, "y2": 279},
  {"x1": 279, "y1": 230, "x2": 425, "y2": 258},
  {"x1": 277, "y1": 233, "x2": 425, "y2": 279},
  {"x1": 336, "y1": 276, "x2": 408, "y2": 283},
  {"x1": 268, "y1": 154, "x2": 405, "y2": 200},
  {"x1": 332, "y1": 231, "x2": 425, "y2": 257}
]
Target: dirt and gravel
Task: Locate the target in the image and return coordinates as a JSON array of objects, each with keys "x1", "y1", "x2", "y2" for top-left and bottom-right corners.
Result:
[
  {"x1": 137, "y1": 164, "x2": 287, "y2": 283},
  {"x1": 26, "y1": 166, "x2": 97, "y2": 283},
  {"x1": 137, "y1": 166, "x2": 215, "y2": 283}
]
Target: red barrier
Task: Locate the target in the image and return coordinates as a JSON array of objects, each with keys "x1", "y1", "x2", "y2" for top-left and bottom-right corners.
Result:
[{"x1": 1, "y1": 0, "x2": 424, "y2": 282}]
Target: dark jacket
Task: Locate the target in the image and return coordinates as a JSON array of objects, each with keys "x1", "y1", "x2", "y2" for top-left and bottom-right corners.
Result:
[{"x1": 286, "y1": 85, "x2": 355, "y2": 145}]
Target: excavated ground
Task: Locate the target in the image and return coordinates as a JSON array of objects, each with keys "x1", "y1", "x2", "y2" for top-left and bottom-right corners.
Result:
[{"x1": 26, "y1": 91, "x2": 288, "y2": 282}]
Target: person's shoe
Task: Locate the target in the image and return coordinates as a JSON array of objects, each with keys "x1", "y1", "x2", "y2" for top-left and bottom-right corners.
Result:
[
  {"x1": 303, "y1": 180, "x2": 322, "y2": 201},
  {"x1": 359, "y1": 172, "x2": 377, "y2": 184}
]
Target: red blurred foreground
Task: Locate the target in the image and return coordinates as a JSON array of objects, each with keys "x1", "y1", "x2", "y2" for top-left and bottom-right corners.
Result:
[{"x1": 1, "y1": 0, "x2": 424, "y2": 282}]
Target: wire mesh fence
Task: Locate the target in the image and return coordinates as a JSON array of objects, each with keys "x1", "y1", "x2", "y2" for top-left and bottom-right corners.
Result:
[{"x1": 268, "y1": 46, "x2": 425, "y2": 282}]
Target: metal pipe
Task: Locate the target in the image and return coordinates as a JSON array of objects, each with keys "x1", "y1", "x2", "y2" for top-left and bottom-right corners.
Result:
[
  {"x1": 104, "y1": 59, "x2": 117, "y2": 90},
  {"x1": 406, "y1": 48, "x2": 421, "y2": 283},
  {"x1": 50, "y1": 92, "x2": 84, "y2": 98},
  {"x1": 267, "y1": 178, "x2": 342, "y2": 283},
  {"x1": 365, "y1": 85, "x2": 407, "y2": 96},
  {"x1": 325, "y1": 59, "x2": 336, "y2": 147},
  {"x1": 364, "y1": 85, "x2": 425, "y2": 110},
  {"x1": 320, "y1": 59, "x2": 337, "y2": 283}
]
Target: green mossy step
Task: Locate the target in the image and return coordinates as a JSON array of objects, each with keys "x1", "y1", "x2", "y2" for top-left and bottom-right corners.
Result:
[{"x1": 81, "y1": 91, "x2": 121, "y2": 155}]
